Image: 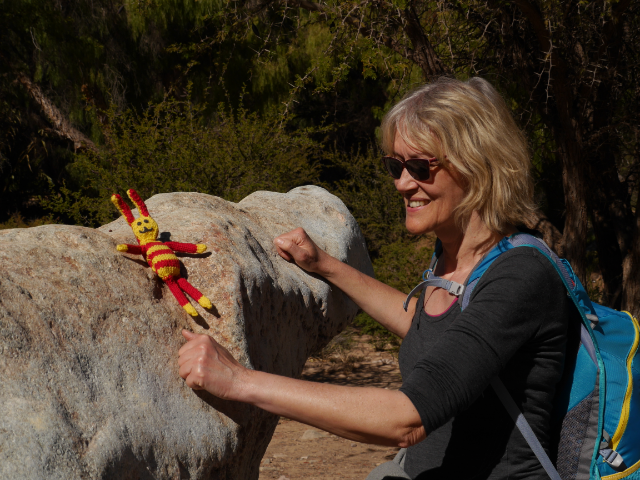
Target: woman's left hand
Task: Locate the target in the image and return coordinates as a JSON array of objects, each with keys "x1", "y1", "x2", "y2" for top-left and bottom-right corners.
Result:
[{"x1": 178, "y1": 330, "x2": 246, "y2": 400}]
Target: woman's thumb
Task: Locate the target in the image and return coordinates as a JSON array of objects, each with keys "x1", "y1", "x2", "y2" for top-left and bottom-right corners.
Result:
[{"x1": 182, "y1": 329, "x2": 197, "y2": 340}]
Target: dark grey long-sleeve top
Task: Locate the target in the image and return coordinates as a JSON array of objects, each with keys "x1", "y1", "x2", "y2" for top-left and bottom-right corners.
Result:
[{"x1": 399, "y1": 247, "x2": 576, "y2": 479}]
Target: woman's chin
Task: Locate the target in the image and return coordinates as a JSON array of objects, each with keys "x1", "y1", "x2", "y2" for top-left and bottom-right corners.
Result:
[{"x1": 405, "y1": 220, "x2": 433, "y2": 236}]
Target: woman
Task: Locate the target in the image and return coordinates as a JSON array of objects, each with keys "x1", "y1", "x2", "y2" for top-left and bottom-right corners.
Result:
[{"x1": 178, "y1": 77, "x2": 571, "y2": 479}]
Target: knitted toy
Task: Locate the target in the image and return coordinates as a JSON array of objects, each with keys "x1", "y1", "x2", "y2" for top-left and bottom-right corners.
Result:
[{"x1": 111, "y1": 189, "x2": 212, "y2": 316}]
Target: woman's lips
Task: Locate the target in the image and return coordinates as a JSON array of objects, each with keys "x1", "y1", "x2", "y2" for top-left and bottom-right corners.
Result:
[{"x1": 407, "y1": 199, "x2": 429, "y2": 210}]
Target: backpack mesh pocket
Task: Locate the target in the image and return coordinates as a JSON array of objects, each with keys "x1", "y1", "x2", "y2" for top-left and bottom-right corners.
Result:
[{"x1": 557, "y1": 391, "x2": 594, "y2": 480}]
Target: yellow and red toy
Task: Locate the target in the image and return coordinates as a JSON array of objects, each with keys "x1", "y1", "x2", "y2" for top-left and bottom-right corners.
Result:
[{"x1": 111, "y1": 189, "x2": 212, "y2": 316}]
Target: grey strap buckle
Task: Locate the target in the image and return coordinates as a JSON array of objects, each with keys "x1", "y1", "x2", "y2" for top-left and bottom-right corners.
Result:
[
  {"x1": 448, "y1": 282, "x2": 464, "y2": 296},
  {"x1": 402, "y1": 275, "x2": 465, "y2": 312},
  {"x1": 601, "y1": 448, "x2": 625, "y2": 470}
]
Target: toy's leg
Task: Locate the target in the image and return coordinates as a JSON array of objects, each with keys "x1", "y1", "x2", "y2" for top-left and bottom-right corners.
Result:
[
  {"x1": 176, "y1": 277, "x2": 212, "y2": 309},
  {"x1": 164, "y1": 276, "x2": 197, "y2": 316}
]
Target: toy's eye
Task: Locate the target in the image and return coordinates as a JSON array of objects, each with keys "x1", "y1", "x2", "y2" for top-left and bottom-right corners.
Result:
[
  {"x1": 137, "y1": 221, "x2": 142, "y2": 226},
  {"x1": 144, "y1": 219, "x2": 149, "y2": 223}
]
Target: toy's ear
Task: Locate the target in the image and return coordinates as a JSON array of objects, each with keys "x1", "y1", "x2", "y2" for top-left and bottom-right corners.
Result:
[
  {"x1": 111, "y1": 194, "x2": 135, "y2": 225},
  {"x1": 127, "y1": 189, "x2": 150, "y2": 217}
]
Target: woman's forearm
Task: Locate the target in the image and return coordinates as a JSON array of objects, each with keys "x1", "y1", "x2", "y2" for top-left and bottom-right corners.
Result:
[
  {"x1": 178, "y1": 330, "x2": 426, "y2": 448},
  {"x1": 274, "y1": 228, "x2": 416, "y2": 338},
  {"x1": 320, "y1": 253, "x2": 416, "y2": 338},
  {"x1": 237, "y1": 367, "x2": 425, "y2": 448}
]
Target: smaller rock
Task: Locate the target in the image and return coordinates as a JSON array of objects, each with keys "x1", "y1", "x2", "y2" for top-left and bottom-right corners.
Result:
[
  {"x1": 300, "y1": 429, "x2": 330, "y2": 441},
  {"x1": 277, "y1": 476, "x2": 291, "y2": 480}
]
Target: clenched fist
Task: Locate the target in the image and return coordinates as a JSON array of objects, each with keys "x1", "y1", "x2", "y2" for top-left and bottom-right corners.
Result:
[
  {"x1": 178, "y1": 330, "x2": 247, "y2": 400},
  {"x1": 274, "y1": 227, "x2": 331, "y2": 276}
]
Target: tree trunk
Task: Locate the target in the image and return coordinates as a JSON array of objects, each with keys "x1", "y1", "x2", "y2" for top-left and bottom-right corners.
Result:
[
  {"x1": 591, "y1": 201, "x2": 624, "y2": 308},
  {"x1": 509, "y1": 0, "x2": 589, "y2": 284},
  {"x1": 401, "y1": 5, "x2": 449, "y2": 77},
  {"x1": 521, "y1": 209, "x2": 564, "y2": 257},
  {"x1": 557, "y1": 140, "x2": 590, "y2": 285},
  {"x1": 584, "y1": 77, "x2": 634, "y2": 308},
  {"x1": 622, "y1": 206, "x2": 640, "y2": 318},
  {"x1": 548, "y1": 63, "x2": 590, "y2": 285},
  {"x1": 16, "y1": 74, "x2": 96, "y2": 152},
  {"x1": 588, "y1": 141, "x2": 631, "y2": 308}
]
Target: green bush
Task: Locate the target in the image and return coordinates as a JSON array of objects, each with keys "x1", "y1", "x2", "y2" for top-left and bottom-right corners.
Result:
[
  {"x1": 41, "y1": 99, "x2": 321, "y2": 226},
  {"x1": 0, "y1": 213, "x2": 55, "y2": 230},
  {"x1": 322, "y1": 148, "x2": 407, "y2": 258}
]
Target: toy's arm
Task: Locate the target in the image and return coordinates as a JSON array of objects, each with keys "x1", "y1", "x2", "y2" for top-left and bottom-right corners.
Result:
[
  {"x1": 165, "y1": 242, "x2": 207, "y2": 254},
  {"x1": 116, "y1": 244, "x2": 143, "y2": 255}
]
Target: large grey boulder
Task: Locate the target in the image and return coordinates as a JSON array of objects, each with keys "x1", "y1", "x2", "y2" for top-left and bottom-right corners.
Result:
[{"x1": 0, "y1": 186, "x2": 373, "y2": 479}]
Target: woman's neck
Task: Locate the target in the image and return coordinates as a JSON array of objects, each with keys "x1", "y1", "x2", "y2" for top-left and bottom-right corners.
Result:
[{"x1": 435, "y1": 213, "x2": 515, "y2": 278}]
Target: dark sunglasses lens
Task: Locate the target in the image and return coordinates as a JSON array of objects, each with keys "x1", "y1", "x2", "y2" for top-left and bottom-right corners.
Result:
[
  {"x1": 382, "y1": 157, "x2": 405, "y2": 179},
  {"x1": 405, "y1": 159, "x2": 431, "y2": 181}
]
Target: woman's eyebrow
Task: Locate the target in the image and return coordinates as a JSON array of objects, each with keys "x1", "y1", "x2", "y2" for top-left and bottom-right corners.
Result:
[{"x1": 395, "y1": 152, "x2": 434, "y2": 159}]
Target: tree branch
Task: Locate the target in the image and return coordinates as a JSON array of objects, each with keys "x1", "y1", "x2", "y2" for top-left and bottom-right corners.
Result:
[
  {"x1": 16, "y1": 74, "x2": 97, "y2": 152},
  {"x1": 401, "y1": 3, "x2": 449, "y2": 77}
]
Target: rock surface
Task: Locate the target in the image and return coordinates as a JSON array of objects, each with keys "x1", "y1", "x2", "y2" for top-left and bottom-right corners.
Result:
[{"x1": 0, "y1": 186, "x2": 373, "y2": 480}]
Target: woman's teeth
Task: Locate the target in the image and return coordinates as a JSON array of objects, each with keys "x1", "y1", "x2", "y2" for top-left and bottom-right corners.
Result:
[{"x1": 409, "y1": 200, "x2": 427, "y2": 207}]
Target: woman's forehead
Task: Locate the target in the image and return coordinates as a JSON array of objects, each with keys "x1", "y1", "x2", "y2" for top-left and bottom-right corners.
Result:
[{"x1": 393, "y1": 129, "x2": 435, "y2": 157}]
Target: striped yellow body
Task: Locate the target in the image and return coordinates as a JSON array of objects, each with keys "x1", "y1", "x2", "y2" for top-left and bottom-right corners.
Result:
[{"x1": 145, "y1": 243, "x2": 180, "y2": 279}]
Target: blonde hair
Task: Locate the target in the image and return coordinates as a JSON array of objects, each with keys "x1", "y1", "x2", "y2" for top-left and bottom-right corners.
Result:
[{"x1": 381, "y1": 77, "x2": 537, "y2": 234}]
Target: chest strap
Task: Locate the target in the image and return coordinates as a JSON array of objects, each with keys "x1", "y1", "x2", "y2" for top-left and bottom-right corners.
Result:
[{"x1": 403, "y1": 269, "x2": 465, "y2": 311}]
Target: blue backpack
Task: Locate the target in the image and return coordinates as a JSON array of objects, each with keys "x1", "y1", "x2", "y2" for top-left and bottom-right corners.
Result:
[{"x1": 405, "y1": 232, "x2": 640, "y2": 479}]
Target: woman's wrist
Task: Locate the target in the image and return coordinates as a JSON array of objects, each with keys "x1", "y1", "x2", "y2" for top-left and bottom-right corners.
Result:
[
  {"x1": 314, "y1": 249, "x2": 337, "y2": 278},
  {"x1": 233, "y1": 368, "x2": 282, "y2": 411},
  {"x1": 228, "y1": 365, "x2": 256, "y2": 403}
]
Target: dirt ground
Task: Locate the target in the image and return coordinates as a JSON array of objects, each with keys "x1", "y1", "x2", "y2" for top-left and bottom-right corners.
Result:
[{"x1": 258, "y1": 330, "x2": 403, "y2": 480}]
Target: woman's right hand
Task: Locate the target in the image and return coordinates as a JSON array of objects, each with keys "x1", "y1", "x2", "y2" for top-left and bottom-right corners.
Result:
[{"x1": 274, "y1": 227, "x2": 331, "y2": 276}]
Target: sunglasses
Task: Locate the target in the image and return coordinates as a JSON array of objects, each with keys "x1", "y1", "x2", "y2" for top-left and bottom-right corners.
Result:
[{"x1": 381, "y1": 156, "x2": 439, "y2": 181}]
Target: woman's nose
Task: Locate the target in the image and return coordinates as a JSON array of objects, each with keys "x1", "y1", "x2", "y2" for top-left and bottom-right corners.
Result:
[{"x1": 394, "y1": 167, "x2": 418, "y2": 193}]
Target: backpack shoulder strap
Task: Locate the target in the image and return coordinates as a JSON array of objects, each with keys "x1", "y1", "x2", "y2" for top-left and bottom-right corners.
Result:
[
  {"x1": 460, "y1": 235, "x2": 515, "y2": 309},
  {"x1": 491, "y1": 377, "x2": 562, "y2": 480},
  {"x1": 458, "y1": 233, "x2": 563, "y2": 479},
  {"x1": 459, "y1": 232, "x2": 607, "y2": 480}
]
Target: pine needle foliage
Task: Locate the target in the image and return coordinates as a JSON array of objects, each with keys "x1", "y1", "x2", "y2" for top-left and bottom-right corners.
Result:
[{"x1": 41, "y1": 98, "x2": 321, "y2": 226}]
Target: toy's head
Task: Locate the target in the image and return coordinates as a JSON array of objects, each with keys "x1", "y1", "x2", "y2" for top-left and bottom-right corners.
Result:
[{"x1": 111, "y1": 189, "x2": 159, "y2": 244}]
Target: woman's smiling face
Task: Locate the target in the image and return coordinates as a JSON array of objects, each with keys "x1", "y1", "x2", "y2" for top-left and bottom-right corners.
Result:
[{"x1": 392, "y1": 133, "x2": 466, "y2": 238}]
